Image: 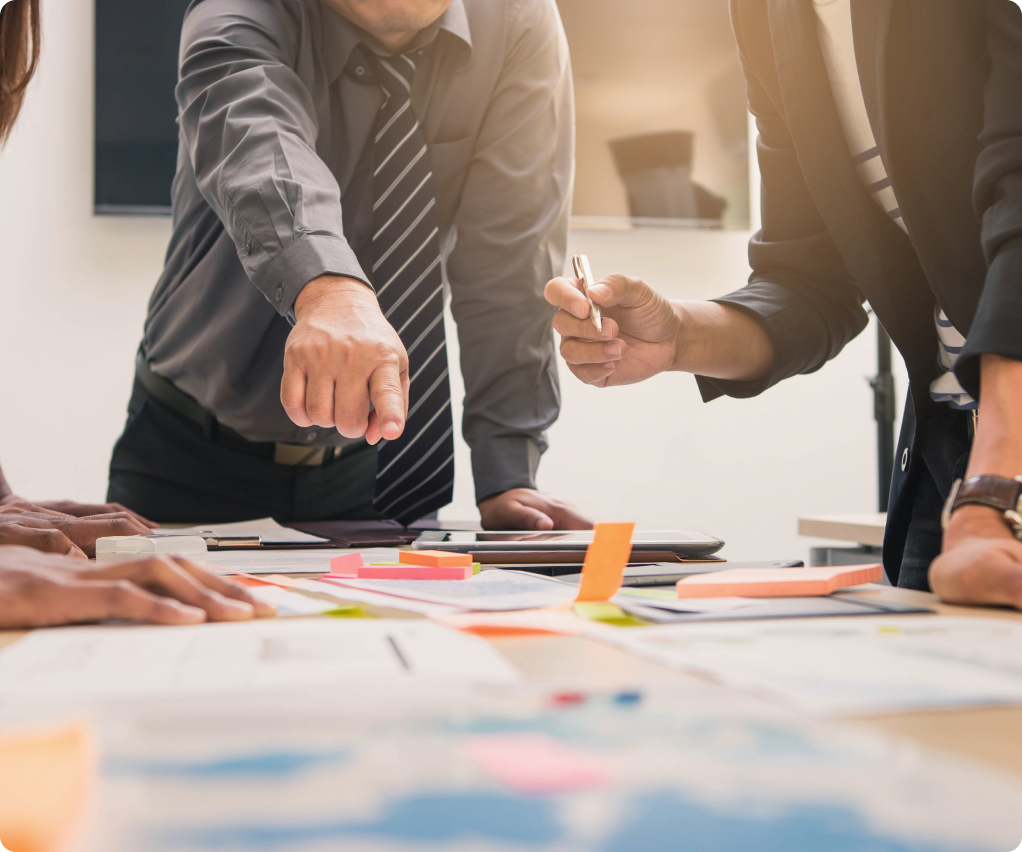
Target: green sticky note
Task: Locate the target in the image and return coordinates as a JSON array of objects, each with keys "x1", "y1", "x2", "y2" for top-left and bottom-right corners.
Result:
[
  {"x1": 572, "y1": 602, "x2": 648, "y2": 627},
  {"x1": 324, "y1": 606, "x2": 371, "y2": 619},
  {"x1": 473, "y1": 563, "x2": 482, "y2": 575}
]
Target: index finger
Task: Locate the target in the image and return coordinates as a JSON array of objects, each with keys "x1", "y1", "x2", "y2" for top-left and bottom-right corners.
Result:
[
  {"x1": 173, "y1": 557, "x2": 277, "y2": 618},
  {"x1": 544, "y1": 276, "x2": 591, "y2": 319},
  {"x1": 102, "y1": 503, "x2": 159, "y2": 529},
  {"x1": 367, "y1": 361, "x2": 408, "y2": 443}
]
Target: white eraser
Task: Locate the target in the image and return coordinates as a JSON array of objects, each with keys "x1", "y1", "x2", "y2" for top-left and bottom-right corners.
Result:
[{"x1": 94, "y1": 535, "x2": 208, "y2": 564}]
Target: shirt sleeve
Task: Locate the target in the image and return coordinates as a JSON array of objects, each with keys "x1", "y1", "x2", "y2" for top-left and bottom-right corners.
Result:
[
  {"x1": 955, "y1": 0, "x2": 1022, "y2": 397},
  {"x1": 445, "y1": 0, "x2": 573, "y2": 502},
  {"x1": 177, "y1": 0, "x2": 371, "y2": 318},
  {"x1": 699, "y1": 1, "x2": 869, "y2": 403}
]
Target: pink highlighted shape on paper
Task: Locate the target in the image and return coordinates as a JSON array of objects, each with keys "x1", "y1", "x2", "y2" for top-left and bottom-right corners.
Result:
[
  {"x1": 326, "y1": 553, "x2": 364, "y2": 578},
  {"x1": 357, "y1": 565, "x2": 472, "y2": 580},
  {"x1": 463, "y1": 733, "x2": 610, "y2": 795}
]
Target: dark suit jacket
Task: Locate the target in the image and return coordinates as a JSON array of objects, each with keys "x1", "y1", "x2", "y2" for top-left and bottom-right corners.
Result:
[{"x1": 696, "y1": 0, "x2": 1022, "y2": 582}]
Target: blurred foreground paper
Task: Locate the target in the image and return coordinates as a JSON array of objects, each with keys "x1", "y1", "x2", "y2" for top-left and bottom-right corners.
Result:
[
  {"x1": 0, "y1": 724, "x2": 92, "y2": 852},
  {"x1": 594, "y1": 616, "x2": 1022, "y2": 716},
  {"x1": 89, "y1": 682, "x2": 1022, "y2": 851},
  {"x1": 0, "y1": 620, "x2": 520, "y2": 699}
]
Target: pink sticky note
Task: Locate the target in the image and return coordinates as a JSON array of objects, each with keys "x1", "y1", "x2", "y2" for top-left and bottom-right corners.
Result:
[
  {"x1": 326, "y1": 553, "x2": 364, "y2": 578},
  {"x1": 463, "y1": 733, "x2": 610, "y2": 795},
  {"x1": 357, "y1": 565, "x2": 472, "y2": 580}
]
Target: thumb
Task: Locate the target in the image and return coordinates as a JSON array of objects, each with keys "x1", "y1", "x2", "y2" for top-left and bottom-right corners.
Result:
[
  {"x1": 588, "y1": 273, "x2": 651, "y2": 309},
  {"x1": 368, "y1": 362, "x2": 407, "y2": 443}
]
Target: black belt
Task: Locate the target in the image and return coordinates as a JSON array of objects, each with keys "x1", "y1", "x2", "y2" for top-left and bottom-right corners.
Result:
[{"x1": 134, "y1": 351, "x2": 345, "y2": 466}]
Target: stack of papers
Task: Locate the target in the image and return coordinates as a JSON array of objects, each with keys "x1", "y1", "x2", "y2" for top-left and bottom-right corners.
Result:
[{"x1": 322, "y1": 569, "x2": 578, "y2": 612}]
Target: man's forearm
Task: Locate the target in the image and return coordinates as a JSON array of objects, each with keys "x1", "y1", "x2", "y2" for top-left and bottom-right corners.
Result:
[
  {"x1": 967, "y1": 355, "x2": 1022, "y2": 479},
  {"x1": 672, "y1": 301, "x2": 775, "y2": 382}
]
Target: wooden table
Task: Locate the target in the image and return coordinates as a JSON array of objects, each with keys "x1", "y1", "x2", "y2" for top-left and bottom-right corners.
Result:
[{"x1": 3, "y1": 583, "x2": 1022, "y2": 782}]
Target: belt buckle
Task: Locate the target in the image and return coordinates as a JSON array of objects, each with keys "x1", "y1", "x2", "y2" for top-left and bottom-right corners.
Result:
[{"x1": 274, "y1": 444, "x2": 329, "y2": 466}]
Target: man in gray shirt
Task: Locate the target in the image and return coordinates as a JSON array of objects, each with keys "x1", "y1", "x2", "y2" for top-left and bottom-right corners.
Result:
[{"x1": 108, "y1": 0, "x2": 589, "y2": 530}]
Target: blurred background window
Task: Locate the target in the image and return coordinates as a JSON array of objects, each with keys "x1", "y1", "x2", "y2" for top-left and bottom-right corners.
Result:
[{"x1": 558, "y1": 0, "x2": 750, "y2": 229}]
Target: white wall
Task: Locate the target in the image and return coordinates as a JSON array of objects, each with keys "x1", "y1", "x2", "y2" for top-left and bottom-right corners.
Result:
[{"x1": 0, "y1": 0, "x2": 906, "y2": 563}]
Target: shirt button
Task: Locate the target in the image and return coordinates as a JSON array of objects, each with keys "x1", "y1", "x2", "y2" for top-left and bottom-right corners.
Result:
[
  {"x1": 306, "y1": 431, "x2": 317, "y2": 442},
  {"x1": 275, "y1": 286, "x2": 283, "y2": 303},
  {"x1": 900, "y1": 448, "x2": 909, "y2": 472},
  {"x1": 355, "y1": 66, "x2": 365, "y2": 76}
]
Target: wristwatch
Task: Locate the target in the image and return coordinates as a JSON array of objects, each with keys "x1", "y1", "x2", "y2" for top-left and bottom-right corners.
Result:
[{"x1": 941, "y1": 474, "x2": 1022, "y2": 539}]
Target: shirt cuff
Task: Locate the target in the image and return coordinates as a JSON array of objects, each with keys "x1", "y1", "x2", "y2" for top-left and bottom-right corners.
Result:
[
  {"x1": 695, "y1": 281, "x2": 836, "y2": 402},
  {"x1": 955, "y1": 235, "x2": 1022, "y2": 399},
  {"x1": 255, "y1": 233, "x2": 372, "y2": 318},
  {"x1": 471, "y1": 435, "x2": 543, "y2": 503}
]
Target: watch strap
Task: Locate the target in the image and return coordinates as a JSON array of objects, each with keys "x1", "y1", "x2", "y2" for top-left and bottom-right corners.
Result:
[
  {"x1": 954, "y1": 475, "x2": 1022, "y2": 514},
  {"x1": 942, "y1": 474, "x2": 1022, "y2": 537}
]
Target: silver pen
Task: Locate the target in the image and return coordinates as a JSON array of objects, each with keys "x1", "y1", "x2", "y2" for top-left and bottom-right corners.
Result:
[{"x1": 571, "y1": 254, "x2": 603, "y2": 334}]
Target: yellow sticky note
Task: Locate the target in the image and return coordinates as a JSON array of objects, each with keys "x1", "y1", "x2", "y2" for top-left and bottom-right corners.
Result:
[
  {"x1": 575, "y1": 522, "x2": 635, "y2": 602},
  {"x1": 0, "y1": 723, "x2": 93, "y2": 852},
  {"x1": 572, "y1": 602, "x2": 648, "y2": 627}
]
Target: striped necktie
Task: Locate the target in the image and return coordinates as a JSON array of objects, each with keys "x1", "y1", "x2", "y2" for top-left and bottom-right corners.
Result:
[{"x1": 363, "y1": 49, "x2": 454, "y2": 524}]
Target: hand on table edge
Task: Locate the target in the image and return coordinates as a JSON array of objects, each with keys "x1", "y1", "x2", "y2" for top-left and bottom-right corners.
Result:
[
  {"x1": 0, "y1": 547, "x2": 276, "y2": 629},
  {"x1": 478, "y1": 488, "x2": 593, "y2": 531},
  {"x1": 0, "y1": 508, "x2": 155, "y2": 558},
  {"x1": 929, "y1": 355, "x2": 1022, "y2": 611},
  {"x1": 930, "y1": 506, "x2": 1022, "y2": 610}
]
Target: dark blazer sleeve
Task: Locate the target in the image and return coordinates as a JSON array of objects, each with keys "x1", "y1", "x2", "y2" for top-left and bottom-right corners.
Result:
[
  {"x1": 698, "y1": 0, "x2": 869, "y2": 402},
  {"x1": 955, "y1": 0, "x2": 1022, "y2": 397}
]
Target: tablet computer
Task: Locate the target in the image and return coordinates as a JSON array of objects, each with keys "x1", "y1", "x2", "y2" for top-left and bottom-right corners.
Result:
[{"x1": 412, "y1": 530, "x2": 724, "y2": 559}]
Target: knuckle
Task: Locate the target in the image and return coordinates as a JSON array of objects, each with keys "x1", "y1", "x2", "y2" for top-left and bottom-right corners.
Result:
[{"x1": 109, "y1": 579, "x2": 138, "y2": 604}]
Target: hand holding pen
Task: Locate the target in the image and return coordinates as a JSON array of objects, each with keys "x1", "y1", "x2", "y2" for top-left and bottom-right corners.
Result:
[{"x1": 543, "y1": 263, "x2": 685, "y2": 388}]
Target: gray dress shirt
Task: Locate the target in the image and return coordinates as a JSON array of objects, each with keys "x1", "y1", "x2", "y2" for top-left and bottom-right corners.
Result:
[{"x1": 142, "y1": 0, "x2": 573, "y2": 501}]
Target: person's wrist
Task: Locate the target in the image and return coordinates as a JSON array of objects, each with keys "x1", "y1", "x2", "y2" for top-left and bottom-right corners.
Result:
[
  {"x1": 668, "y1": 300, "x2": 691, "y2": 372},
  {"x1": 944, "y1": 503, "x2": 1018, "y2": 547},
  {"x1": 293, "y1": 275, "x2": 373, "y2": 321}
]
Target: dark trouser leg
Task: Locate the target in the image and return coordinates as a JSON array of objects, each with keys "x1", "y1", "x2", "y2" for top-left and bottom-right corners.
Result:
[{"x1": 107, "y1": 382, "x2": 382, "y2": 524}]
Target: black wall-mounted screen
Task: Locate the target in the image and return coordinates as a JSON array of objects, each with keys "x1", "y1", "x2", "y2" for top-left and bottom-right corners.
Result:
[{"x1": 95, "y1": 0, "x2": 191, "y2": 214}]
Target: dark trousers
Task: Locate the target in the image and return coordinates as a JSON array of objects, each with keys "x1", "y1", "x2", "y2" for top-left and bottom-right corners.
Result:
[
  {"x1": 884, "y1": 393, "x2": 973, "y2": 591},
  {"x1": 107, "y1": 382, "x2": 384, "y2": 524}
]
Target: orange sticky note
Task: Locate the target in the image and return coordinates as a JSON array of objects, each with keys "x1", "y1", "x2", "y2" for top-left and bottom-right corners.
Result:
[
  {"x1": 676, "y1": 564, "x2": 884, "y2": 598},
  {"x1": 0, "y1": 723, "x2": 93, "y2": 852},
  {"x1": 575, "y1": 522, "x2": 635, "y2": 602},
  {"x1": 400, "y1": 550, "x2": 473, "y2": 568}
]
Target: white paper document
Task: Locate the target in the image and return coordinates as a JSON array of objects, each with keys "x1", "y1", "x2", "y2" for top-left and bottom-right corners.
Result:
[
  {"x1": 245, "y1": 585, "x2": 344, "y2": 616},
  {"x1": 292, "y1": 579, "x2": 465, "y2": 616},
  {"x1": 0, "y1": 620, "x2": 520, "y2": 698},
  {"x1": 159, "y1": 517, "x2": 330, "y2": 545},
  {"x1": 328, "y1": 569, "x2": 578, "y2": 612},
  {"x1": 597, "y1": 616, "x2": 1022, "y2": 716},
  {"x1": 199, "y1": 549, "x2": 341, "y2": 575},
  {"x1": 199, "y1": 547, "x2": 402, "y2": 575}
]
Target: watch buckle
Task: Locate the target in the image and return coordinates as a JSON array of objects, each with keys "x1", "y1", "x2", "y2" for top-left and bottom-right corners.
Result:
[{"x1": 941, "y1": 478, "x2": 963, "y2": 531}]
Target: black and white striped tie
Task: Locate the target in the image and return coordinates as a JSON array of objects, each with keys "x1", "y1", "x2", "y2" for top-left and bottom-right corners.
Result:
[{"x1": 364, "y1": 49, "x2": 454, "y2": 524}]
